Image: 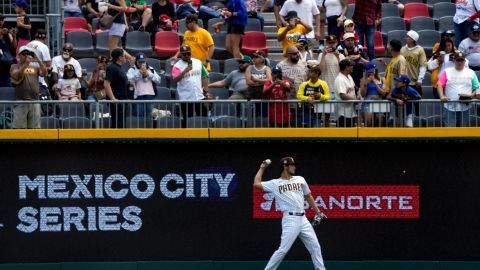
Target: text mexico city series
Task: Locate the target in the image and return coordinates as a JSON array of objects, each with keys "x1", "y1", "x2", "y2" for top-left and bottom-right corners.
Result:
[{"x1": 16, "y1": 169, "x2": 238, "y2": 233}]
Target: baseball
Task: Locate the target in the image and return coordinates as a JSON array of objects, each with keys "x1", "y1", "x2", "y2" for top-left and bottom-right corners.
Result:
[{"x1": 264, "y1": 159, "x2": 272, "y2": 165}]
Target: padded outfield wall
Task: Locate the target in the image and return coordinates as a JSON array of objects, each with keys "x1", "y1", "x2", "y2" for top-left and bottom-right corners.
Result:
[{"x1": 0, "y1": 142, "x2": 479, "y2": 267}]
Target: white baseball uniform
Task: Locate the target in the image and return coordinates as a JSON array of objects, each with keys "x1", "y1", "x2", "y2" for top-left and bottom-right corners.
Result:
[{"x1": 261, "y1": 176, "x2": 326, "y2": 270}]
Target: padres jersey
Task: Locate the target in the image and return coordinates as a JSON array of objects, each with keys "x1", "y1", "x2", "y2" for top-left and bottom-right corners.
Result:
[{"x1": 261, "y1": 176, "x2": 311, "y2": 212}]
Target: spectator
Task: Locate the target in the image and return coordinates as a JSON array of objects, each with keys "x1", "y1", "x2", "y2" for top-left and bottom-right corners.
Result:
[
  {"x1": 55, "y1": 64, "x2": 82, "y2": 100},
  {"x1": 453, "y1": 0, "x2": 480, "y2": 47},
  {"x1": 14, "y1": 0, "x2": 31, "y2": 55},
  {"x1": 208, "y1": 55, "x2": 251, "y2": 100},
  {"x1": 105, "y1": 0, "x2": 133, "y2": 61},
  {"x1": 273, "y1": 0, "x2": 286, "y2": 28},
  {"x1": 64, "y1": 0, "x2": 84, "y2": 18},
  {"x1": 401, "y1": 30, "x2": 427, "y2": 99},
  {"x1": 171, "y1": 14, "x2": 215, "y2": 70},
  {"x1": 432, "y1": 30, "x2": 455, "y2": 54},
  {"x1": 127, "y1": 52, "x2": 162, "y2": 117},
  {"x1": 172, "y1": 45, "x2": 209, "y2": 126},
  {"x1": 428, "y1": 37, "x2": 464, "y2": 98},
  {"x1": 27, "y1": 29, "x2": 52, "y2": 96},
  {"x1": 437, "y1": 52, "x2": 478, "y2": 127},
  {"x1": 198, "y1": 0, "x2": 226, "y2": 28},
  {"x1": 337, "y1": 32, "x2": 368, "y2": 87},
  {"x1": 224, "y1": 0, "x2": 248, "y2": 58},
  {"x1": 360, "y1": 62, "x2": 386, "y2": 127},
  {"x1": 459, "y1": 24, "x2": 480, "y2": 71},
  {"x1": 279, "y1": 0, "x2": 321, "y2": 40},
  {"x1": 85, "y1": 0, "x2": 103, "y2": 25},
  {"x1": 263, "y1": 66, "x2": 291, "y2": 127},
  {"x1": 104, "y1": 48, "x2": 129, "y2": 128},
  {"x1": 352, "y1": 0, "x2": 381, "y2": 61},
  {"x1": 296, "y1": 64, "x2": 329, "y2": 127},
  {"x1": 322, "y1": 0, "x2": 348, "y2": 40},
  {"x1": 175, "y1": 0, "x2": 198, "y2": 20},
  {"x1": 151, "y1": 0, "x2": 176, "y2": 32},
  {"x1": 386, "y1": 74, "x2": 421, "y2": 127},
  {"x1": 334, "y1": 59, "x2": 357, "y2": 127},
  {"x1": 277, "y1": 45, "x2": 308, "y2": 102},
  {"x1": 297, "y1": 35, "x2": 314, "y2": 62},
  {"x1": 125, "y1": 0, "x2": 153, "y2": 32},
  {"x1": 9, "y1": 46, "x2": 47, "y2": 129},
  {"x1": 339, "y1": 19, "x2": 359, "y2": 42},
  {"x1": 0, "y1": 14, "x2": 16, "y2": 87},
  {"x1": 382, "y1": 0, "x2": 403, "y2": 16},
  {"x1": 245, "y1": 0, "x2": 265, "y2": 31},
  {"x1": 277, "y1": 11, "x2": 312, "y2": 55},
  {"x1": 383, "y1": 39, "x2": 406, "y2": 94},
  {"x1": 87, "y1": 56, "x2": 109, "y2": 100},
  {"x1": 247, "y1": 50, "x2": 271, "y2": 116},
  {"x1": 51, "y1": 43, "x2": 83, "y2": 93}
]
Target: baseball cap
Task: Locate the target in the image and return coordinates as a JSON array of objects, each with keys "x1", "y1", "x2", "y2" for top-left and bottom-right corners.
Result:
[
  {"x1": 364, "y1": 62, "x2": 376, "y2": 73},
  {"x1": 326, "y1": 34, "x2": 337, "y2": 43},
  {"x1": 454, "y1": 51, "x2": 466, "y2": 60},
  {"x1": 64, "y1": 64, "x2": 75, "y2": 71},
  {"x1": 271, "y1": 66, "x2": 282, "y2": 73},
  {"x1": 344, "y1": 19, "x2": 354, "y2": 27},
  {"x1": 441, "y1": 30, "x2": 455, "y2": 37},
  {"x1": 394, "y1": 74, "x2": 411, "y2": 84},
  {"x1": 179, "y1": 45, "x2": 191, "y2": 53},
  {"x1": 238, "y1": 55, "x2": 253, "y2": 64},
  {"x1": 343, "y1": 32, "x2": 355, "y2": 40},
  {"x1": 252, "y1": 50, "x2": 266, "y2": 59},
  {"x1": 18, "y1": 46, "x2": 34, "y2": 55},
  {"x1": 13, "y1": 0, "x2": 28, "y2": 9},
  {"x1": 406, "y1": 30, "x2": 419, "y2": 42},
  {"x1": 284, "y1": 11, "x2": 298, "y2": 21},
  {"x1": 471, "y1": 24, "x2": 480, "y2": 33},
  {"x1": 280, "y1": 157, "x2": 296, "y2": 166},
  {"x1": 298, "y1": 35, "x2": 308, "y2": 44},
  {"x1": 135, "y1": 52, "x2": 147, "y2": 62}
]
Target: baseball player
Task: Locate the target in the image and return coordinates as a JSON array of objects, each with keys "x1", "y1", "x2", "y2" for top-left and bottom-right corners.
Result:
[{"x1": 253, "y1": 157, "x2": 327, "y2": 270}]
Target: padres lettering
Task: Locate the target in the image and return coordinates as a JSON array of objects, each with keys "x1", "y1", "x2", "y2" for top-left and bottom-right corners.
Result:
[{"x1": 278, "y1": 183, "x2": 302, "y2": 193}]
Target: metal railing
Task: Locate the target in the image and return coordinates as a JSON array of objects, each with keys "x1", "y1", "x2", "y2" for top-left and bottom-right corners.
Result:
[{"x1": 0, "y1": 99, "x2": 479, "y2": 129}]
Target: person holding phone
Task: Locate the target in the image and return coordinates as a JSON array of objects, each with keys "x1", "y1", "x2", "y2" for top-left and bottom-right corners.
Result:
[{"x1": 277, "y1": 11, "x2": 312, "y2": 56}]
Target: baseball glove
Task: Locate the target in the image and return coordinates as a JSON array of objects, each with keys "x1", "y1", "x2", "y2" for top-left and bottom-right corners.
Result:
[{"x1": 311, "y1": 212, "x2": 327, "y2": 226}]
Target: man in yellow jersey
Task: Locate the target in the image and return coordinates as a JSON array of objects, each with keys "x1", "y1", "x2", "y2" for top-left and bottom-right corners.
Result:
[
  {"x1": 170, "y1": 14, "x2": 215, "y2": 71},
  {"x1": 296, "y1": 64, "x2": 329, "y2": 127},
  {"x1": 277, "y1": 11, "x2": 312, "y2": 55},
  {"x1": 384, "y1": 39, "x2": 406, "y2": 94}
]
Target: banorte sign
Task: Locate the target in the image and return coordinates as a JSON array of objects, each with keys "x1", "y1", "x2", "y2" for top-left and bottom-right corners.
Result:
[{"x1": 253, "y1": 185, "x2": 419, "y2": 218}]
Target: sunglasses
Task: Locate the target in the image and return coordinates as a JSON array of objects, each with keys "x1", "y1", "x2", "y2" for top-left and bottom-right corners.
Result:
[
  {"x1": 181, "y1": 52, "x2": 191, "y2": 56},
  {"x1": 63, "y1": 48, "x2": 73, "y2": 52},
  {"x1": 288, "y1": 52, "x2": 299, "y2": 55}
]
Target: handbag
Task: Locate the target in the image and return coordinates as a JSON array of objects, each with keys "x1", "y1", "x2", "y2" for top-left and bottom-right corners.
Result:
[
  {"x1": 94, "y1": 89, "x2": 106, "y2": 100},
  {"x1": 99, "y1": 10, "x2": 121, "y2": 28}
]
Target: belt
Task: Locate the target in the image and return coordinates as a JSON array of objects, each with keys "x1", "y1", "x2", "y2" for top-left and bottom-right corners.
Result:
[{"x1": 287, "y1": 212, "x2": 304, "y2": 216}]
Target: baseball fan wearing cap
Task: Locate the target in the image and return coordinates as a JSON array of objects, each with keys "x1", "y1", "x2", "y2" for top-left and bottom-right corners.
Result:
[
  {"x1": 126, "y1": 52, "x2": 162, "y2": 117},
  {"x1": 339, "y1": 19, "x2": 359, "y2": 42},
  {"x1": 436, "y1": 51, "x2": 479, "y2": 127},
  {"x1": 208, "y1": 56, "x2": 251, "y2": 100},
  {"x1": 254, "y1": 156, "x2": 328, "y2": 270},
  {"x1": 14, "y1": 0, "x2": 31, "y2": 55},
  {"x1": 338, "y1": 31, "x2": 369, "y2": 87},
  {"x1": 277, "y1": 11, "x2": 313, "y2": 55},
  {"x1": 55, "y1": 64, "x2": 82, "y2": 100},
  {"x1": 296, "y1": 35, "x2": 314, "y2": 62},
  {"x1": 401, "y1": 30, "x2": 427, "y2": 93},
  {"x1": 360, "y1": 62, "x2": 386, "y2": 127},
  {"x1": 246, "y1": 50, "x2": 272, "y2": 101},
  {"x1": 459, "y1": 24, "x2": 480, "y2": 70},
  {"x1": 263, "y1": 66, "x2": 292, "y2": 127},
  {"x1": 386, "y1": 74, "x2": 421, "y2": 127},
  {"x1": 297, "y1": 63, "x2": 330, "y2": 127}
]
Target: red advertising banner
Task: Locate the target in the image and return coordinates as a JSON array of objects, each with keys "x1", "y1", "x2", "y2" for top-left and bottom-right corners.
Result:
[{"x1": 253, "y1": 185, "x2": 419, "y2": 219}]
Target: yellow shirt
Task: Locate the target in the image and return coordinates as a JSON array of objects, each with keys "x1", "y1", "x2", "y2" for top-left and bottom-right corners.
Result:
[
  {"x1": 385, "y1": 55, "x2": 407, "y2": 93},
  {"x1": 278, "y1": 25, "x2": 308, "y2": 55},
  {"x1": 296, "y1": 79, "x2": 330, "y2": 102},
  {"x1": 400, "y1": 46, "x2": 427, "y2": 85},
  {"x1": 182, "y1": 28, "x2": 214, "y2": 70}
]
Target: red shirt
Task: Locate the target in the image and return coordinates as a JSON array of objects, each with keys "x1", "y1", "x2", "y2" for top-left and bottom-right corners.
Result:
[
  {"x1": 264, "y1": 80, "x2": 291, "y2": 124},
  {"x1": 352, "y1": 0, "x2": 382, "y2": 26}
]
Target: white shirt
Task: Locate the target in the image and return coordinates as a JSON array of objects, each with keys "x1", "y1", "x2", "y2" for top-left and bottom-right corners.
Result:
[
  {"x1": 453, "y1": 0, "x2": 480, "y2": 24},
  {"x1": 459, "y1": 37, "x2": 480, "y2": 67},
  {"x1": 437, "y1": 67, "x2": 479, "y2": 112},
  {"x1": 279, "y1": 0, "x2": 320, "y2": 39},
  {"x1": 58, "y1": 78, "x2": 81, "y2": 96},
  {"x1": 64, "y1": 0, "x2": 82, "y2": 12},
  {"x1": 52, "y1": 56, "x2": 82, "y2": 79},
  {"x1": 427, "y1": 53, "x2": 470, "y2": 76},
  {"x1": 323, "y1": 0, "x2": 343, "y2": 18},
  {"x1": 172, "y1": 58, "x2": 205, "y2": 101},
  {"x1": 27, "y1": 40, "x2": 51, "y2": 87},
  {"x1": 335, "y1": 72, "x2": 357, "y2": 117},
  {"x1": 127, "y1": 66, "x2": 162, "y2": 99},
  {"x1": 261, "y1": 176, "x2": 311, "y2": 213},
  {"x1": 318, "y1": 52, "x2": 345, "y2": 98}
]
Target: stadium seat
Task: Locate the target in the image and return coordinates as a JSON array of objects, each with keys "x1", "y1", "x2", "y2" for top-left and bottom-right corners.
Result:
[
  {"x1": 224, "y1": 58, "x2": 240, "y2": 75},
  {"x1": 96, "y1": 31, "x2": 121, "y2": 56},
  {"x1": 403, "y1": 3, "x2": 429, "y2": 28},
  {"x1": 155, "y1": 86, "x2": 173, "y2": 100},
  {"x1": 427, "y1": 0, "x2": 451, "y2": 6},
  {"x1": 372, "y1": 58, "x2": 387, "y2": 73},
  {"x1": 209, "y1": 59, "x2": 220, "y2": 73},
  {"x1": 438, "y1": 16, "x2": 454, "y2": 33},
  {"x1": 186, "y1": 116, "x2": 211, "y2": 128},
  {"x1": 57, "y1": 103, "x2": 86, "y2": 119},
  {"x1": 212, "y1": 32, "x2": 231, "y2": 59},
  {"x1": 399, "y1": 0, "x2": 423, "y2": 3},
  {"x1": 61, "y1": 116, "x2": 92, "y2": 129},
  {"x1": 346, "y1": 4, "x2": 354, "y2": 19},
  {"x1": 373, "y1": 31, "x2": 386, "y2": 56},
  {"x1": 154, "y1": 31, "x2": 180, "y2": 57},
  {"x1": 156, "y1": 116, "x2": 182, "y2": 128},
  {"x1": 209, "y1": 88, "x2": 230, "y2": 99},
  {"x1": 40, "y1": 116, "x2": 60, "y2": 129},
  {"x1": 208, "y1": 18, "x2": 227, "y2": 33},
  {"x1": 380, "y1": 17, "x2": 406, "y2": 38},
  {"x1": 78, "y1": 58, "x2": 98, "y2": 74},
  {"x1": 0, "y1": 86, "x2": 15, "y2": 101},
  {"x1": 211, "y1": 102, "x2": 237, "y2": 116},
  {"x1": 208, "y1": 72, "x2": 225, "y2": 83},
  {"x1": 67, "y1": 31, "x2": 94, "y2": 58},
  {"x1": 423, "y1": 72, "x2": 432, "y2": 87},
  {"x1": 387, "y1": 30, "x2": 407, "y2": 47},
  {"x1": 417, "y1": 30, "x2": 440, "y2": 56},
  {"x1": 64, "y1": 17, "x2": 89, "y2": 34},
  {"x1": 245, "y1": 18, "x2": 262, "y2": 32},
  {"x1": 409, "y1": 17, "x2": 435, "y2": 32},
  {"x1": 241, "y1": 31, "x2": 268, "y2": 55},
  {"x1": 382, "y1": 3, "x2": 400, "y2": 17},
  {"x1": 125, "y1": 116, "x2": 153, "y2": 128},
  {"x1": 421, "y1": 85, "x2": 435, "y2": 99},
  {"x1": 125, "y1": 31, "x2": 153, "y2": 56},
  {"x1": 212, "y1": 116, "x2": 243, "y2": 128},
  {"x1": 146, "y1": 57, "x2": 162, "y2": 74},
  {"x1": 433, "y1": 2, "x2": 456, "y2": 22}
]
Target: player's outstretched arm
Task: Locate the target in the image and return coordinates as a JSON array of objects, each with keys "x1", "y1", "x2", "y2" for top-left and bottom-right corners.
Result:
[{"x1": 253, "y1": 159, "x2": 271, "y2": 190}]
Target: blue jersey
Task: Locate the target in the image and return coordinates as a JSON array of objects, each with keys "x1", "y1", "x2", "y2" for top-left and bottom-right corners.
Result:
[{"x1": 391, "y1": 86, "x2": 421, "y2": 100}]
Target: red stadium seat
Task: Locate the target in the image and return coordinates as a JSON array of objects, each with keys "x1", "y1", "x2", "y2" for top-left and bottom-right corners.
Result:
[
  {"x1": 241, "y1": 31, "x2": 268, "y2": 56},
  {"x1": 154, "y1": 31, "x2": 181, "y2": 57},
  {"x1": 64, "y1": 17, "x2": 89, "y2": 34},
  {"x1": 363, "y1": 32, "x2": 386, "y2": 57},
  {"x1": 403, "y1": 3, "x2": 429, "y2": 28}
]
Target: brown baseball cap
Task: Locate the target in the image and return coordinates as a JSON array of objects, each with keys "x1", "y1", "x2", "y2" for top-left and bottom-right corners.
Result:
[
  {"x1": 454, "y1": 51, "x2": 465, "y2": 60},
  {"x1": 180, "y1": 45, "x2": 191, "y2": 53},
  {"x1": 326, "y1": 35, "x2": 337, "y2": 43},
  {"x1": 280, "y1": 156, "x2": 296, "y2": 166}
]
